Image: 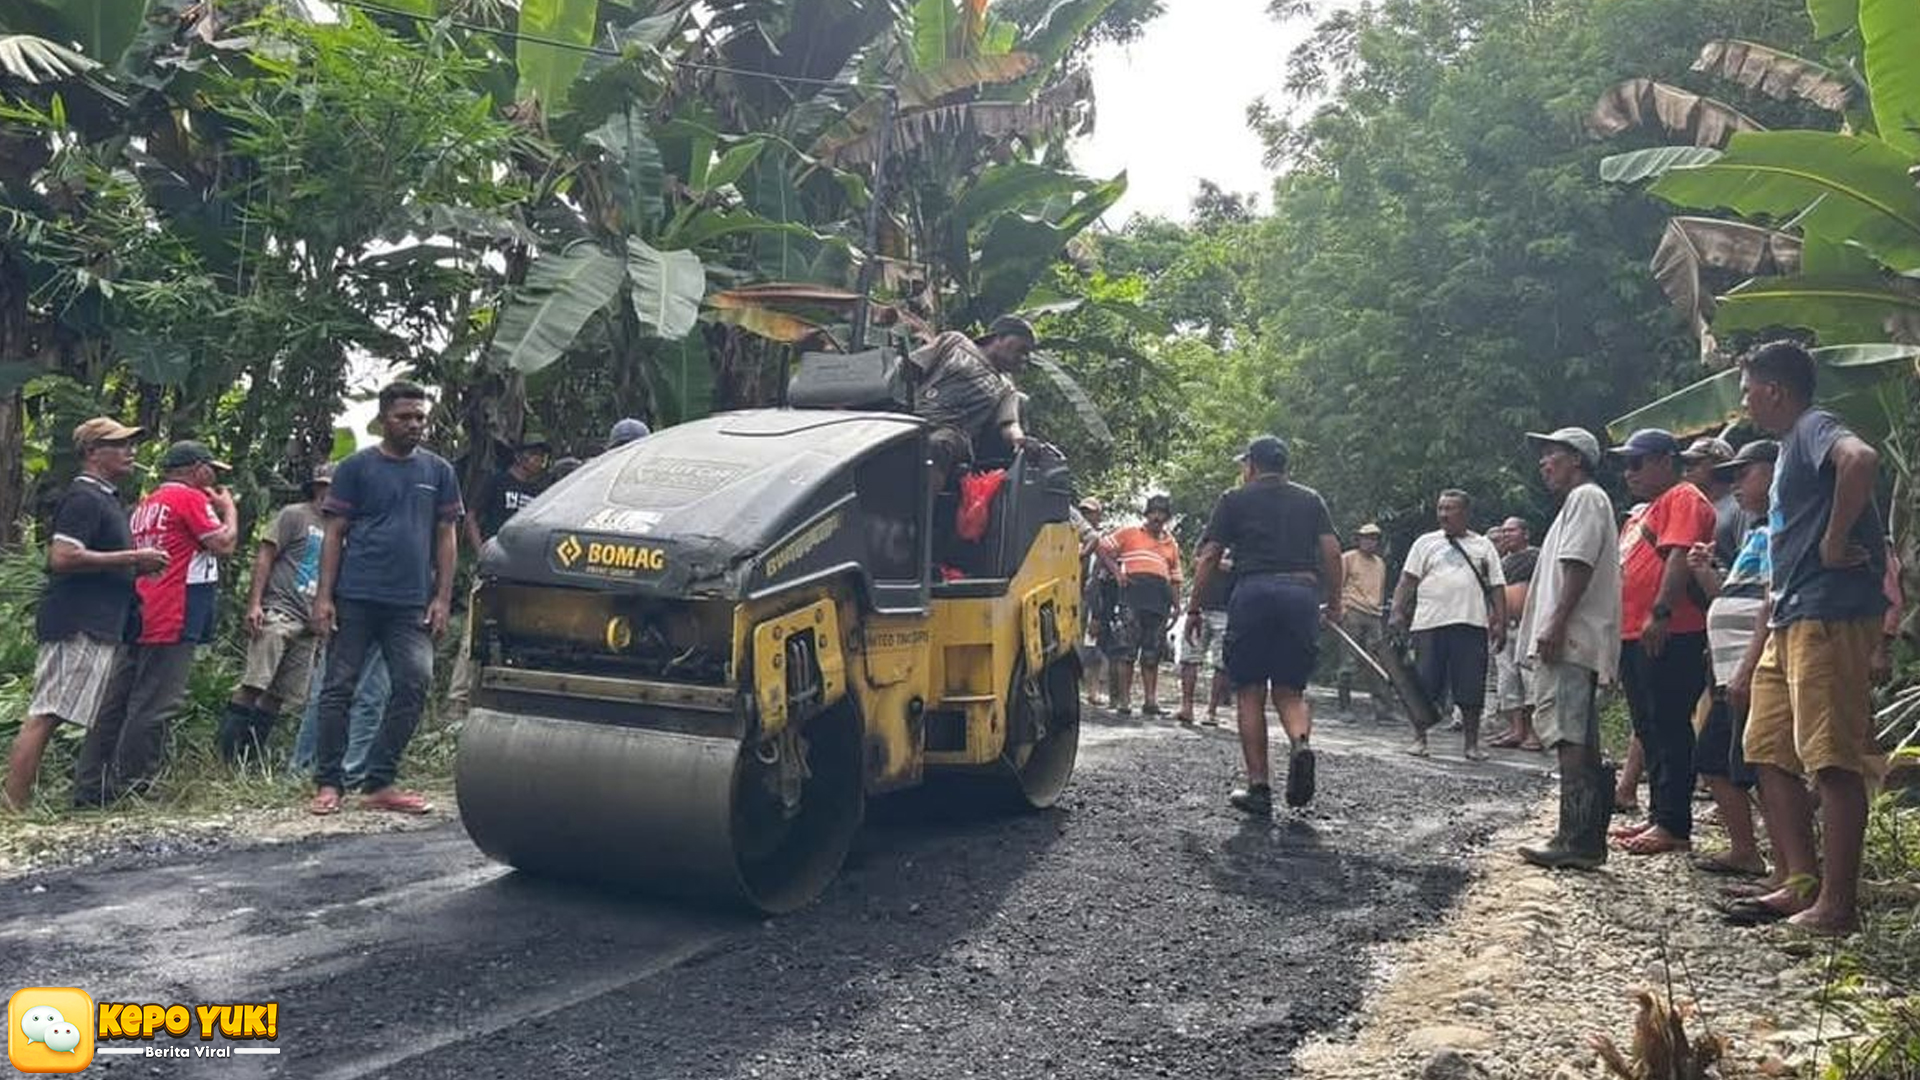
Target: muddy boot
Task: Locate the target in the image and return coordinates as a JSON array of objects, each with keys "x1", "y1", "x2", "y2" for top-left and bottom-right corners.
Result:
[
  {"x1": 243, "y1": 707, "x2": 278, "y2": 764},
  {"x1": 1336, "y1": 681, "x2": 1352, "y2": 713},
  {"x1": 1284, "y1": 741, "x2": 1316, "y2": 808},
  {"x1": 1463, "y1": 713, "x2": 1488, "y2": 762},
  {"x1": 1519, "y1": 759, "x2": 1609, "y2": 871}
]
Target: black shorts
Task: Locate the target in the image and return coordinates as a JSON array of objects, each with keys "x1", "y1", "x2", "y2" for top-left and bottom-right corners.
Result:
[
  {"x1": 1223, "y1": 574, "x2": 1320, "y2": 691},
  {"x1": 1102, "y1": 605, "x2": 1169, "y2": 665},
  {"x1": 1695, "y1": 690, "x2": 1756, "y2": 787},
  {"x1": 1415, "y1": 624, "x2": 1489, "y2": 711}
]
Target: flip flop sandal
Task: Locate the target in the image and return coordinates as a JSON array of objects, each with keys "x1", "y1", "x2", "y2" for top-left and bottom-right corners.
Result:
[
  {"x1": 1720, "y1": 897, "x2": 1794, "y2": 927},
  {"x1": 1609, "y1": 821, "x2": 1652, "y2": 840},
  {"x1": 1719, "y1": 881, "x2": 1779, "y2": 900},
  {"x1": 1486, "y1": 733, "x2": 1524, "y2": 748},
  {"x1": 1141, "y1": 704, "x2": 1164, "y2": 717},
  {"x1": 1693, "y1": 853, "x2": 1766, "y2": 877},
  {"x1": 1517, "y1": 739, "x2": 1545, "y2": 751},
  {"x1": 1619, "y1": 831, "x2": 1690, "y2": 855},
  {"x1": 309, "y1": 789, "x2": 342, "y2": 816}
]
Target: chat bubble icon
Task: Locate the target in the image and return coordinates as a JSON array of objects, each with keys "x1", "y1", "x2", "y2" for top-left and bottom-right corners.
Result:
[
  {"x1": 44, "y1": 1022, "x2": 81, "y2": 1054},
  {"x1": 21, "y1": 1005, "x2": 63, "y2": 1044}
]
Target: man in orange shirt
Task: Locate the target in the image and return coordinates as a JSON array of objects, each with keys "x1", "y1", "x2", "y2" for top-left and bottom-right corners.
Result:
[
  {"x1": 1608, "y1": 428, "x2": 1718, "y2": 856},
  {"x1": 1099, "y1": 495, "x2": 1183, "y2": 715}
]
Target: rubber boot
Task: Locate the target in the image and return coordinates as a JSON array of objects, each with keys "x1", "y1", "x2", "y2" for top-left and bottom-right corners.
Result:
[
  {"x1": 1519, "y1": 757, "x2": 1610, "y2": 871},
  {"x1": 215, "y1": 703, "x2": 255, "y2": 764}
]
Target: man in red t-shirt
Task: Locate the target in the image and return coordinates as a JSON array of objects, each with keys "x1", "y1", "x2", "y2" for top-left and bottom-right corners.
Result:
[
  {"x1": 74, "y1": 441, "x2": 238, "y2": 804},
  {"x1": 1606, "y1": 429, "x2": 1717, "y2": 855}
]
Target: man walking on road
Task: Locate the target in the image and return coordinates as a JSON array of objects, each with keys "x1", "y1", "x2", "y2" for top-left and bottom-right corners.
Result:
[
  {"x1": 1188, "y1": 435, "x2": 1341, "y2": 815},
  {"x1": 1391, "y1": 490, "x2": 1506, "y2": 760},
  {"x1": 1609, "y1": 428, "x2": 1717, "y2": 856},
  {"x1": 4, "y1": 418, "x2": 166, "y2": 811},
  {"x1": 217, "y1": 464, "x2": 332, "y2": 763},
  {"x1": 308, "y1": 381, "x2": 464, "y2": 816},
  {"x1": 1335, "y1": 523, "x2": 1393, "y2": 720},
  {"x1": 1515, "y1": 428, "x2": 1621, "y2": 870},
  {"x1": 1726, "y1": 341, "x2": 1889, "y2": 935},
  {"x1": 75, "y1": 441, "x2": 239, "y2": 805}
]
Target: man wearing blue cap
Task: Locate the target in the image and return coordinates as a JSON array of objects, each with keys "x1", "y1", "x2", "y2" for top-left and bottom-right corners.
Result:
[
  {"x1": 1608, "y1": 427, "x2": 1718, "y2": 856},
  {"x1": 607, "y1": 418, "x2": 651, "y2": 450},
  {"x1": 1187, "y1": 434, "x2": 1342, "y2": 814}
]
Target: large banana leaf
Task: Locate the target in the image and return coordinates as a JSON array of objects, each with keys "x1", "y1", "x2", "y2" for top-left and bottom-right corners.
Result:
[
  {"x1": 625, "y1": 237, "x2": 705, "y2": 341},
  {"x1": 1608, "y1": 343, "x2": 1920, "y2": 438},
  {"x1": 1028, "y1": 352, "x2": 1113, "y2": 446},
  {"x1": 1647, "y1": 131, "x2": 1920, "y2": 272},
  {"x1": 517, "y1": 0, "x2": 600, "y2": 110},
  {"x1": 648, "y1": 330, "x2": 714, "y2": 426},
  {"x1": 1599, "y1": 146, "x2": 1723, "y2": 185},
  {"x1": 583, "y1": 109, "x2": 664, "y2": 232},
  {"x1": 955, "y1": 161, "x2": 1095, "y2": 233},
  {"x1": 490, "y1": 242, "x2": 625, "y2": 373},
  {"x1": 909, "y1": 0, "x2": 953, "y2": 71},
  {"x1": 971, "y1": 173, "x2": 1125, "y2": 323},
  {"x1": 809, "y1": 53, "x2": 1040, "y2": 161},
  {"x1": 1588, "y1": 79, "x2": 1763, "y2": 147},
  {"x1": 1014, "y1": 0, "x2": 1123, "y2": 81},
  {"x1": 1691, "y1": 40, "x2": 1855, "y2": 112},
  {"x1": 1651, "y1": 217, "x2": 1802, "y2": 347},
  {"x1": 1713, "y1": 275, "x2": 1920, "y2": 343},
  {"x1": 1861, "y1": 0, "x2": 1920, "y2": 158}
]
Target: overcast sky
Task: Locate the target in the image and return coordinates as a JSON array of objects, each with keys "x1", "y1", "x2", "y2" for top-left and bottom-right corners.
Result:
[{"x1": 1072, "y1": 0, "x2": 1318, "y2": 223}]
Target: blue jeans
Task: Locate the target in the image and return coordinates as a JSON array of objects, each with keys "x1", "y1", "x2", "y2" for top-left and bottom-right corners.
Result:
[
  {"x1": 311, "y1": 599, "x2": 434, "y2": 793},
  {"x1": 292, "y1": 647, "x2": 390, "y2": 784}
]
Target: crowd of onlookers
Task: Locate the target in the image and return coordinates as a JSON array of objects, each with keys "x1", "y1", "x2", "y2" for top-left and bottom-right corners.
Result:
[
  {"x1": 1074, "y1": 340, "x2": 1906, "y2": 937},
  {"x1": 1, "y1": 382, "x2": 651, "y2": 817}
]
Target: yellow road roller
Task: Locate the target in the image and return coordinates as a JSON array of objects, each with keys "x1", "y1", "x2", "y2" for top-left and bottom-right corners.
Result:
[{"x1": 455, "y1": 393, "x2": 1083, "y2": 913}]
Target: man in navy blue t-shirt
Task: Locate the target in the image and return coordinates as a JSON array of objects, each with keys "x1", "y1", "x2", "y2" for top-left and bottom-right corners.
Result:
[{"x1": 308, "y1": 381, "x2": 463, "y2": 816}]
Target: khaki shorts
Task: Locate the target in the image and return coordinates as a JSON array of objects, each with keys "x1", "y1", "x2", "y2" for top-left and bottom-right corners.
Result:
[
  {"x1": 1176, "y1": 610, "x2": 1228, "y2": 669},
  {"x1": 242, "y1": 609, "x2": 319, "y2": 705},
  {"x1": 1744, "y1": 618, "x2": 1879, "y2": 776},
  {"x1": 29, "y1": 633, "x2": 123, "y2": 728},
  {"x1": 1529, "y1": 660, "x2": 1599, "y2": 748}
]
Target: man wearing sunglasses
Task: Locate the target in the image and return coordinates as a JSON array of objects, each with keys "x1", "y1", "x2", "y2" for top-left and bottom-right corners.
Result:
[{"x1": 1608, "y1": 428, "x2": 1717, "y2": 856}]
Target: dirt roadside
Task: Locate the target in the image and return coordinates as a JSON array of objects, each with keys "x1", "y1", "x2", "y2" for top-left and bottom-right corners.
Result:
[{"x1": 1292, "y1": 799, "x2": 1870, "y2": 1080}]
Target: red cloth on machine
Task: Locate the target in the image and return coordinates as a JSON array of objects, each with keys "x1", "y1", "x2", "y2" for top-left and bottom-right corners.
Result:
[{"x1": 956, "y1": 468, "x2": 1008, "y2": 542}]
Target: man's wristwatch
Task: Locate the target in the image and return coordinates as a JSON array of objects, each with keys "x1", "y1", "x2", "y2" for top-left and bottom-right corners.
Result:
[{"x1": 1651, "y1": 602, "x2": 1673, "y2": 621}]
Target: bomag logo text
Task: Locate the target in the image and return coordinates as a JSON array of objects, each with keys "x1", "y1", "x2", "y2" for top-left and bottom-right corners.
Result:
[{"x1": 552, "y1": 534, "x2": 668, "y2": 578}]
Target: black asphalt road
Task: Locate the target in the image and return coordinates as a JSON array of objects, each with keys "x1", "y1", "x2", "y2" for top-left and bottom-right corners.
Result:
[{"x1": 1, "y1": 701, "x2": 1541, "y2": 1079}]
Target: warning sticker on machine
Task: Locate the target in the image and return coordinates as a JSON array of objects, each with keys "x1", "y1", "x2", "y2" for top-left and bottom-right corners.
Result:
[{"x1": 550, "y1": 532, "x2": 671, "y2": 580}]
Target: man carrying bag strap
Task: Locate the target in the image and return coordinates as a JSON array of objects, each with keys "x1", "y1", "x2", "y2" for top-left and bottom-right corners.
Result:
[{"x1": 1390, "y1": 489, "x2": 1507, "y2": 760}]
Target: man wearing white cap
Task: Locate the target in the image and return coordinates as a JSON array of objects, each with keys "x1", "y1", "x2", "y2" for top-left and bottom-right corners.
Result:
[{"x1": 1516, "y1": 427, "x2": 1622, "y2": 869}]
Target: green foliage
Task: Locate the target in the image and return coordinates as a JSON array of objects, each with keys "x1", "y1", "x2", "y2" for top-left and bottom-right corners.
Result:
[
  {"x1": 1223, "y1": 0, "x2": 1815, "y2": 545},
  {"x1": 516, "y1": 0, "x2": 600, "y2": 110}
]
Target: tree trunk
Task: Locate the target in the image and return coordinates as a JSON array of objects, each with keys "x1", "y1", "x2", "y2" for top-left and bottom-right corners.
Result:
[{"x1": 0, "y1": 389, "x2": 22, "y2": 548}]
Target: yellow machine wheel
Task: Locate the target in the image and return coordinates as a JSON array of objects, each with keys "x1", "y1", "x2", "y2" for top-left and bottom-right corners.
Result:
[
  {"x1": 454, "y1": 702, "x2": 865, "y2": 915},
  {"x1": 1000, "y1": 658, "x2": 1081, "y2": 808}
]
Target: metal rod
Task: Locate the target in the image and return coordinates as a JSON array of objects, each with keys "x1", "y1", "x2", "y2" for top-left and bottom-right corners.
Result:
[{"x1": 848, "y1": 88, "x2": 897, "y2": 352}]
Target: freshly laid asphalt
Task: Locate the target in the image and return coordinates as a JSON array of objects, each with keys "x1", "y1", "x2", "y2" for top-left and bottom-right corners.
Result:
[{"x1": 0, "y1": 695, "x2": 1541, "y2": 1078}]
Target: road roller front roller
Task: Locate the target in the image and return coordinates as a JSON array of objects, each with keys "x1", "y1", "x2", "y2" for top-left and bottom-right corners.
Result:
[{"x1": 455, "y1": 404, "x2": 1084, "y2": 914}]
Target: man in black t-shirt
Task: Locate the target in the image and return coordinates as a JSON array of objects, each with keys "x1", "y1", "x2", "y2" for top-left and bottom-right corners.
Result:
[
  {"x1": 465, "y1": 435, "x2": 551, "y2": 554},
  {"x1": 4, "y1": 418, "x2": 168, "y2": 811},
  {"x1": 1187, "y1": 435, "x2": 1342, "y2": 815}
]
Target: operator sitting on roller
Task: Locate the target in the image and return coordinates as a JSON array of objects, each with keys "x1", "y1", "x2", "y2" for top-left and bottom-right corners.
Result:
[{"x1": 907, "y1": 315, "x2": 1035, "y2": 491}]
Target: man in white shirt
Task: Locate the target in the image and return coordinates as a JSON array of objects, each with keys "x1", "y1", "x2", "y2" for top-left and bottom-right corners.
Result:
[
  {"x1": 1515, "y1": 427, "x2": 1623, "y2": 871},
  {"x1": 1390, "y1": 489, "x2": 1506, "y2": 760}
]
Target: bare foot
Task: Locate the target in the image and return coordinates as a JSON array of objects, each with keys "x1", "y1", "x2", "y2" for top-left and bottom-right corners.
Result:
[
  {"x1": 1618, "y1": 825, "x2": 1691, "y2": 855},
  {"x1": 1786, "y1": 906, "x2": 1859, "y2": 937},
  {"x1": 1609, "y1": 819, "x2": 1654, "y2": 841}
]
